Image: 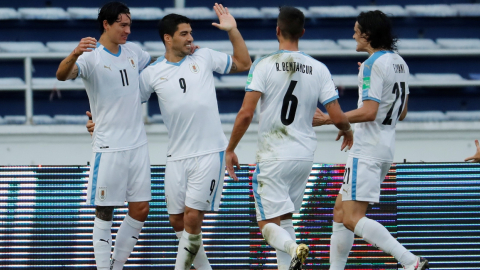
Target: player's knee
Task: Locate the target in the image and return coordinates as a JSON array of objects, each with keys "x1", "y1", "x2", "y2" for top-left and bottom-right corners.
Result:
[
  {"x1": 95, "y1": 206, "x2": 114, "y2": 221},
  {"x1": 332, "y1": 203, "x2": 344, "y2": 222},
  {"x1": 128, "y1": 202, "x2": 150, "y2": 221},
  {"x1": 342, "y1": 215, "x2": 357, "y2": 232},
  {"x1": 184, "y1": 208, "x2": 204, "y2": 227},
  {"x1": 169, "y1": 213, "x2": 184, "y2": 230}
]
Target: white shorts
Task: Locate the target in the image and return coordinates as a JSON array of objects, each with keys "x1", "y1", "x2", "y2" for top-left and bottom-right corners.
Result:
[
  {"x1": 252, "y1": 160, "x2": 313, "y2": 221},
  {"x1": 164, "y1": 151, "x2": 225, "y2": 214},
  {"x1": 86, "y1": 143, "x2": 151, "y2": 206},
  {"x1": 340, "y1": 156, "x2": 391, "y2": 203}
]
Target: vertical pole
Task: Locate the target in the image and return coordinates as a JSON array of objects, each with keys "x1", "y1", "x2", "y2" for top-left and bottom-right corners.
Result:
[
  {"x1": 24, "y1": 57, "x2": 33, "y2": 125},
  {"x1": 254, "y1": 54, "x2": 261, "y2": 123},
  {"x1": 174, "y1": 0, "x2": 185, "y2": 8}
]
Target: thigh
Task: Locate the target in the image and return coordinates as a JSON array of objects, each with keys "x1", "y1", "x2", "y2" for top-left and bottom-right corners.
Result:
[
  {"x1": 341, "y1": 156, "x2": 384, "y2": 203},
  {"x1": 164, "y1": 159, "x2": 187, "y2": 214},
  {"x1": 252, "y1": 161, "x2": 295, "y2": 221},
  {"x1": 185, "y1": 151, "x2": 225, "y2": 212},
  {"x1": 287, "y1": 160, "x2": 314, "y2": 213},
  {"x1": 126, "y1": 144, "x2": 152, "y2": 202},
  {"x1": 87, "y1": 151, "x2": 129, "y2": 206}
]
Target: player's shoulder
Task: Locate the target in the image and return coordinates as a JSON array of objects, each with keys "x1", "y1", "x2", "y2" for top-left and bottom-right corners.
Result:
[
  {"x1": 249, "y1": 50, "x2": 285, "y2": 72},
  {"x1": 145, "y1": 56, "x2": 166, "y2": 70},
  {"x1": 122, "y1": 41, "x2": 143, "y2": 52}
]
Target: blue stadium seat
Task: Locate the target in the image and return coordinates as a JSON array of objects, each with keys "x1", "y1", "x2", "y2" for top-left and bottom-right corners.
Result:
[
  {"x1": 33, "y1": 115, "x2": 55, "y2": 125},
  {"x1": 227, "y1": 7, "x2": 263, "y2": 19},
  {"x1": 4, "y1": 115, "x2": 26, "y2": 124},
  {"x1": 396, "y1": 39, "x2": 439, "y2": 50},
  {"x1": 0, "y1": 42, "x2": 49, "y2": 53},
  {"x1": 18, "y1": 8, "x2": 70, "y2": 20},
  {"x1": 331, "y1": 75, "x2": 357, "y2": 87},
  {"x1": 299, "y1": 39, "x2": 340, "y2": 51},
  {"x1": 356, "y1": 5, "x2": 407, "y2": 17},
  {"x1": 259, "y1": 7, "x2": 279, "y2": 19},
  {"x1": 194, "y1": 41, "x2": 233, "y2": 54},
  {"x1": 148, "y1": 114, "x2": 163, "y2": 124},
  {"x1": 0, "y1": 8, "x2": 20, "y2": 19},
  {"x1": 53, "y1": 115, "x2": 88, "y2": 124},
  {"x1": 309, "y1": 6, "x2": 358, "y2": 18},
  {"x1": 451, "y1": 4, "x2": 480, "y2": 17},
  {"x1": 219, "y1": 75, "x2": 247, "y2": 88},
  {"x1": 436, "y1": 38, "x2": 480, "y2": 49},
  {"x1": 219, "y1": 113, "x2": 238, "y2": 123},
  {"x1": 405, "y1": 4, "x2": 457, "y2": 17},
  {"x1": 337, "y1": 39, "x2": 357, "y2": 50},
  {"x1": 0, "y1": 116, "x2": 4, "y2": 125},
  {"x1": 163, "y1": 7, "x2": 216, "y2": 20},
  {"x1": 67, "y1": 7, "x2": 98, "y2": 19},
  {"x1": 0, "y1": 78, "x2": 25, "y2": 88},
  {"x1": 32, "y1": 78, "x2": 78, "y2": 90},
  {"x1": 129, "y1": 7, "x2": 163, "y2": 20},
  {"x1": 415, "y1": 73, "x2": 465, "y2": 82},
  {"x1": 46, "y1": 42, "x2": 79, "y2": 52},
  {"x1": 143, "y1": 41, "x2": 166, "y2": 53},
  {"x1": 403, "y1": 111, "x2": 447, "y2": 122},
  {"x1": 446, "y1": 111, "x2": 480, "y2": 121},
  {"x1": 245, "y1": 40, "x2": 279, "y2": 53}
]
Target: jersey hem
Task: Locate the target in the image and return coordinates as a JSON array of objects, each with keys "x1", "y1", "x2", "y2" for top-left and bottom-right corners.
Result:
[
  {"x1": 166, "y1": 147, "x2": 227, "y2": 162},
  {"x1": 92, "y1": 140, "x2": 148, "y2": 153}
]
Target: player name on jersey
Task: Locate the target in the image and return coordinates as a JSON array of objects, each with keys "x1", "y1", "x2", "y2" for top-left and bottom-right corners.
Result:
[
  {"x1": 393, "y1": 64, "x2": 405, "y2": 73},
  {"x1": 275, "y1": 61, "x2": 313, "y2": 75}
]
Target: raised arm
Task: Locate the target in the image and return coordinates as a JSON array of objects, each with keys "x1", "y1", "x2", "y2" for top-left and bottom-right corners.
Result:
[
  {"x1": 211, "y1": 3, "x2": 251, "y2": 73},
  {"x1": 56, "y1": 37, "x2": 97, "y2": 81}
]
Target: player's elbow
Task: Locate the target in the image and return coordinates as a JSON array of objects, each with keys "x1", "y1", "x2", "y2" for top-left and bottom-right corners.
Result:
[
  {"x1": 365, "y1": 111, "x2": 377, "y2": 122},
  {"x1": 56, "y1": 70, "x2": 67, "y2": 81},
  {"x1": 237, "y1": 108, "x2": 254, "y2": 123}
]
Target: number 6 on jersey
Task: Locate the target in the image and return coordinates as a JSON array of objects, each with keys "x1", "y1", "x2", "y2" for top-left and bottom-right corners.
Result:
[{"x1": 280, "y1": 80, "x2": 298, "y2": 126}]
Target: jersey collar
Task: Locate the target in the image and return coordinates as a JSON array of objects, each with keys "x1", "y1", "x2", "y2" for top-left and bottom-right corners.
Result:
[{"x1": 165, "y1": 55, "x2": 187, "y2": 66}]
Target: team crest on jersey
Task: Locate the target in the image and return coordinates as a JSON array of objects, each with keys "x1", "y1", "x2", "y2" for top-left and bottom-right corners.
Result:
[
  {"x1": 98, "y1": 187, "x2": 107, "y2": 201},
  {"x1": 189, "y1": 62, "x2": 199, "y2": 74},
  {"x1": 127, "y1": 57, "x2": 136, "y2": 70}
]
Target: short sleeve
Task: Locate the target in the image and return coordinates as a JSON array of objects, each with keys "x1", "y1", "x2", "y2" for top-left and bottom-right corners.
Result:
[
  {"x1": 75, "y1": 54, "x2": 89, "y2": 79},
  {"x1": 361, "y1": 61, "x2": 383, "y2": 103},
  {"x1": 245, "y1": 58, "x2": 265, "y2": 93},
  {"x1": 318, "y1": 65, "x2": 339, "y2": 106},
  {"x1": 205, "y1": 48, "x2": 232, "y2": 74},
  {"x1": 139, "y1": 69, "x2": 154, "y2": 103}
]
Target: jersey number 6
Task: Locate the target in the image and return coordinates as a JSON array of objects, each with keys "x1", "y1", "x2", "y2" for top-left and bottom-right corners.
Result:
[{"x1": 280, "y1": 80, "x2": 298, "y2": 126}]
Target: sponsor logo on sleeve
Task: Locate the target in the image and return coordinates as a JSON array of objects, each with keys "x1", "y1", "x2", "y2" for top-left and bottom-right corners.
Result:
[
  {"x1": 246, "y1": 74, "x2": 253, "y2": 85},
  {"x1": 362, "y1": 76, "x2": 371, "y2": 89}
]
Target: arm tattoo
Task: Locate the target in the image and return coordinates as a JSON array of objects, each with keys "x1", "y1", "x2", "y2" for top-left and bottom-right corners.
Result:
[
  {"x1": 229, "y1": 62, "x2": 237, "y2": 73},
  {"x1": 324, "y1": 99, "x2": 338, "y2": 109},
  {"x1": 95, "y1": 206, "x2": 115, "y2": 221},
  {"x1": 65, "y1": 59, "x2": 74, "y2": 65}
]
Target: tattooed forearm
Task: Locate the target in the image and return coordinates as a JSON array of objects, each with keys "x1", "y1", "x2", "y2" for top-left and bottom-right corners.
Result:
[
  {"x1": 324, "y1": 99, "x2": 338, "y2": 109},
  {"x1": 66, "y1": 59, "x2": 74, "y2": 65},
  {"x1": 95, "y1": 206, "x2": 114, "y2": 221}
]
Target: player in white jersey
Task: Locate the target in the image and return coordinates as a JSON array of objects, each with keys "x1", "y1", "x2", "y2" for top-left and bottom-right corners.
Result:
[
  {"x1": 313, "y1": 11, "x2": 429, "y2": 270},
  {"x1": 225, "y1": 7, "x2": 353, "y2": 270},
  {"x1": 138, "y1": 5, "x2": 251, "y2": 270},
  {"x1": 56, "y1": 3, "x2": 152, "y2": 269}
]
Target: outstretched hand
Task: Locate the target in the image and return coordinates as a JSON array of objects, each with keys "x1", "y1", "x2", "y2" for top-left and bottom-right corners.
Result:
[
  {"x1": 86, "y1": 111, "x2": 95, "y2": 136},
  {"x1": 465, "y1": 140, "x2": 480, "y2": 162},
  {"x1": 225, "y1": 151, "x2": 241, "y2": 181},
  {"x1": 212, "y1": 3, "x2": 237, "y2": 32},
  {"x1": 312, "y1": 108, "x2": 330, "y2": 126}
]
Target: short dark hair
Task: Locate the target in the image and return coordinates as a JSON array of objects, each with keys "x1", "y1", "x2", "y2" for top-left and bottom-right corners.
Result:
[
  {"x1": 357, "y1": 10, "x2": 397, "y2": 51},
  {"x1": 277, "y1": 6, "x2": 305, "y2": 40},
  {"x1": 97, "y1": 2, "x2": 130, "y2": 34},
  {"x1": 158, "y1": 14, "x2": 192, "y2": 44}
]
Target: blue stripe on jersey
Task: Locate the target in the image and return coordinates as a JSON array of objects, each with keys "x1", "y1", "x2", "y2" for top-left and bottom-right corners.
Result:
[
  {"x1": 90, "y1": 152, "x2": 102, "y2": 204},
  {"x1": 363, "y1": 97, "x2": 381, "y2": 103},
  {"x1": 362, "y1": 50, "x2": 393, "y2": 100},
  {"x1": 322, "y1": 95, "x2": 339, "y2": 106},
  {"x1": 252, "y1": 164, "x2": 266, "y2": 220},
  {"x1": 352, "y1": 157, "x2": 358, "y2": 201},
  {"x1": 103, "y1": 46, "x2": 122, "y2": 57},
  {"x1": 150, "y1": 56, "x2": 165, "y2": 66},
  {"x1": 75, "y1": 63, "x2": 81, "y2": 77},
  {"x1": 223, "y1": 55, "x2": 231, "y2": 74},
  {"x1": 211, "y1": 151, "x2": 225, "y2": 211},
  {"x1": 166, "y1": 56, "x2": 187, "y2": 66},
  {"x1": 96, "y1": 42, "x2": 100, "y2": 48}
]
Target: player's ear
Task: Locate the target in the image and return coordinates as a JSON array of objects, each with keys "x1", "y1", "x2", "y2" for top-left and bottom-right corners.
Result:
[
  {"x1": 276, "y1": 26, "x2": 280, "y2": 37},
  {"x1": 300, "y1": 28, "x2": 305, "y2": 38},
  {"x1": 103, "y1": 20, "x2": 109, "y2": 32},
  {"x1": 164, "y1": 34, "x2": 171, "y2": 44}
]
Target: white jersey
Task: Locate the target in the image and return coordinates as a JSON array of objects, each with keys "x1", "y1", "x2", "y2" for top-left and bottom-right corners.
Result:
[
  {"x1": 246, "y1": 50, "x2": 339, "y2": 162},
  {"x1": 139, "y1": 48, "x2": 231, "y2": 161},
  {"x1": 349, "y1": 51, "x2": 409, "y2": 162},
  {"x1": 76, "y1": 42, "x2": 151, "y2": 152}
]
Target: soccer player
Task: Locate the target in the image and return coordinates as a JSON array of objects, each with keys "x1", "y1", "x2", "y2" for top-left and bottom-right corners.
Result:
[
  {"x1": 224, "y1": 6, "x2": 353, "y2": 270},
  {"x1": 138, "y1": 4, "x2": 251, "y2": 270},
  {"x1": 56, "y1": 3, "x2": 152, "y2": 269},
  {"x1": 313, "y1": 10, "x2": 429, "y2": 270},
  {"x1": 465, "y1": 140, "x2": 480, "y2": 162}
]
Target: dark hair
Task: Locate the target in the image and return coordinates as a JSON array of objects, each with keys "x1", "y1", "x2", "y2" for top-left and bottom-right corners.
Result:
[
  {"x1": 277, "y1": 6, "x2": 305, "y2": 40},
  {"x1": 158, "y1": 14, "x2": 192, "y2": 44},
  {"x1": 357, "y1": 10, "x2": 397, "y2": 51},
  {"x1": 97, "y1": 2, "x2": 130, "y2": 34}
]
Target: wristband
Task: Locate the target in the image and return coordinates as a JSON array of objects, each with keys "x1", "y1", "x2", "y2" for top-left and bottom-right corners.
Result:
[{"x1": 343, "y1": 127, "x2": 353, "y2": 133}]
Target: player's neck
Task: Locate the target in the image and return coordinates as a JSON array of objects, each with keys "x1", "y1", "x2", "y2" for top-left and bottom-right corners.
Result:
[
  {"x1": 164, "y1": 49, "x2": 187, "y2": 63},
  {"x1": 278, "y1": 40, "x2": 299, "y2": 52},
  {"x1": 99, "y1": 35, "x2": 120, "y2": 54},
  {"x1": 367, "y1": 47, "x2": 385, "y2": 56}
]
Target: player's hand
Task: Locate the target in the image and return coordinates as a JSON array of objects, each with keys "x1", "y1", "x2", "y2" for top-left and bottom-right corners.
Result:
[
  {"x1": 74, "y1": 37, "x2": 97, "y2": 57},
  {"x1": 212, "y1": 3, "x2": 237, "y2": 32},
  {"x1": 336, "y1": 128, "x2": 354, "y2": 151},
  {"x1": 190, "y1": 43, "x2": 200, "y2": 54},
  {"x1": 357, "y1": 62, "x2": 362, "y2": 70},
  {"x1": 312, "y1": 108, "x2": 330, "y2": 126},
  {"x1": 465, "y1": 139, "x2": 480, "y2": 162},
  {"x1": 225, "y1": 150, "x2": 241, "y2": 181},
  {"x1": 86, "y1": 111, "x2": 95, "y2": 136}
]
